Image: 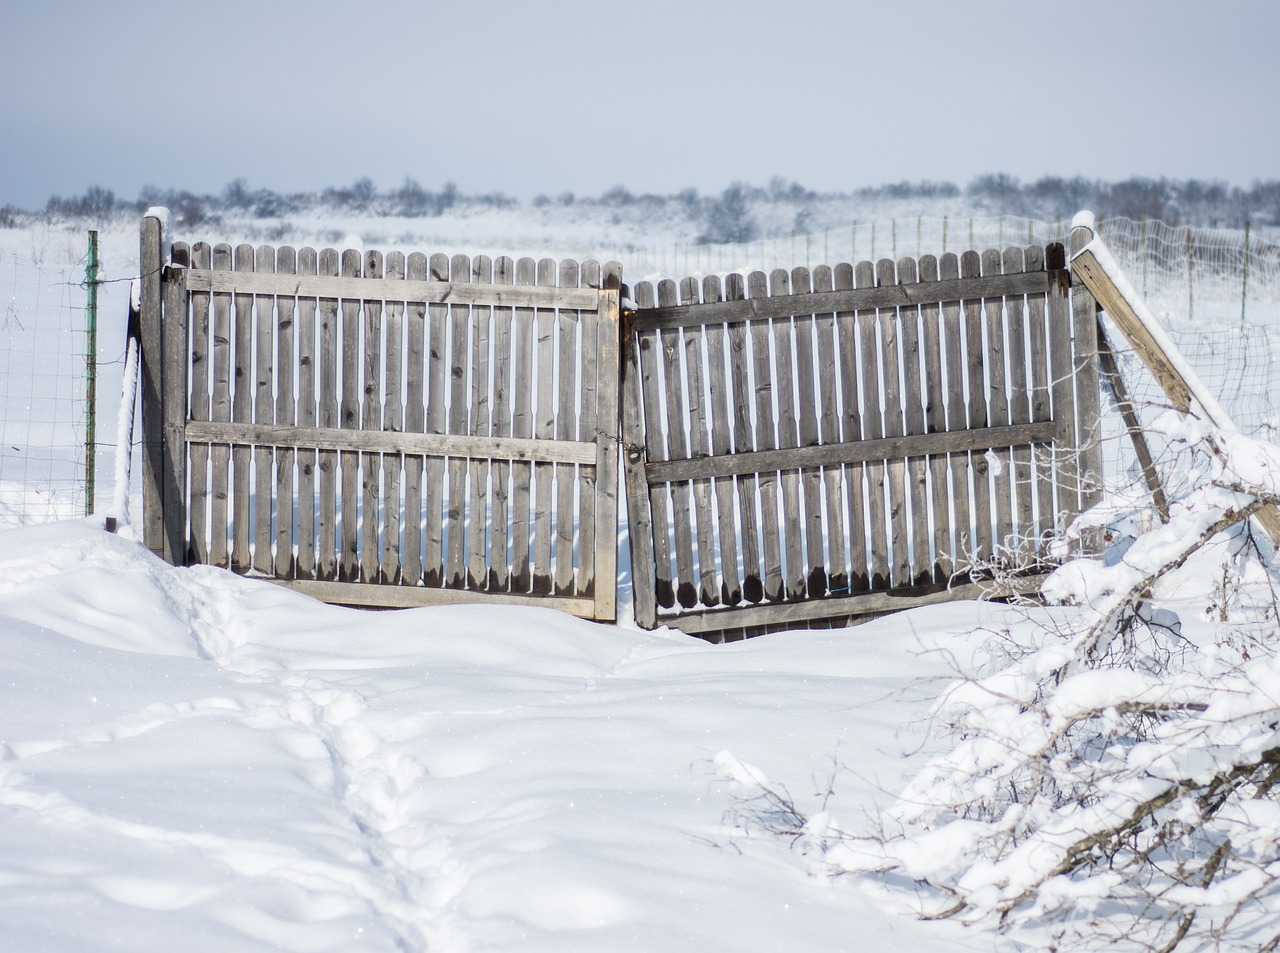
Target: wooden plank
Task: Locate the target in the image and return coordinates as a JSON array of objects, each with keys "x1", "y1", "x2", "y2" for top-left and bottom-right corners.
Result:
[
  {"x1": 295, "y1": 247, "x2": 319, "y2": 578},
  {"x1": 919, "y1": 254, "x2": 951, "y2": 584},
  {"x1": 620, "y1": 300, "x2": 658, "y2": 627},
  {"x1": 658, "y1": 278, "x2": 698, "y2": 608},
  {"x1": 271, "y1": 578, "x2": 596, "y2": 618},
  {"x1": 813, "y1": 265, "x2": 847, "y2": 597},
  {"x1": 231, "y1": 243, "x2": 255, "y2": 572},
  {"x1": 877, "y1": 258, "x2": 910, "y2": 588},
  {"x1": 316, "y1": 248, "x2": 340, "y2": 580},
  {"x1": 643, "y1": 422, "x2": 1059, "y2": 482},
  {"x1": 488, "y1": 256, "x2": 515, "y2": 590},
  {"x1": 139, "y1": 214, "x2": 165, "y2": 557},
  {"x1": 725, "y1": 272, "x2": 762, "y2": 603},
  {"x1": 509, "y1": 258, "x2": 536, "y2": 592},
  {"x1": 1003, "y1": 246, "x2": 1035, "y2": 567},
  {"x1": 360, "y1": 251, "x2": 384, "y2": 583},
  {"x1": 791, "y1": 266, "x2": 827, "y2": 597},
  {"x1": 961, "y1": 249, "x2": 993, "y2": 569},
  {"x1": 532, "y1": 258, "x2": 557, "y2": 596},
  {"x1": 188, "y1": 242, "x2": 212, "y2": 566},
  {"x1": 834, "y1": 262, "x2": 867, "y2": 593},
  {"x1": 981, "y1": 248, "x2": 1013, "y2": 564},
  {"x1": 1068, "y1": 227, "x2": 1104, "y2": 552},
  {"x1": 749, "y1": 270, "x2": 784, "y2": 602},
  {"x1": 1046, "y1": 242, "x2": 1079, "y2": 539},
  {"x1": 425, "y1": 252, "x2": 450, "y2": 588},
  {"x1": 660, "y1": 573, "x2": 1050, "y2": 635},
  {"x1": 339, "y1": 248, "x2": 362, "y2": 582},
  {"x1": 161, "y1": 264, "x2": 188, "y2": 566},
  {"x1": 468, "y1": 255, "x2": 493, "y2": 590},
  {"x1": 856, "y1": 260, "x2": 889, "y2": 590},
  {"x1": 703, "y1": 274, "x2": 742, "y2": 606},
  {"x1": 1097, "y1": 320, "x2": 1170, "y2": 522},
  {"x1": 577, "y1": 260, "x2": 603, "y2": 601},
  {"x1": 184, "y1": 269, "x2": 601, "y2": 309},
  {"x1": 382, "y1": 251, "x2": 406, "y2": 584},
  {"x1": 446, "y1": 253, "x2": 471, "y2": 590},
  {"x1": 273, "y1": 245, "x2": 297, "y2": 579},
  {"x1": 635, "y1": 280, "x2": 675, "y2": 608},
  {"x1": 1024, "y1": 245, "x2": 1054, "y2": 549},
  {"x1": 895, "y1": 256, "x2": 931, "y2": 586},
  {"x1": 770, "y1": 268, "x2": 805, "y2": 600},
  {"x1": 252, "y1": 244, "x2": 276, "y2": 575},
  {"x1": 591, "y1": 263, "x2": 622, "y2": 621},
  {"x1": 554, "y1": 259, "x2": 580, "y2": 597},
  {"x1": 210, "y1": 243, "x2": 233, "y2": 568},
  {"x1": 939, "y1": 252, "x2": 967, "y2": 577},
  {"x1": 403, "y1": 252, "x2": 428, "y2": 586},
  {"x1": 680, "y1": 276, "x2": 719, "y2": 607},
  {"x1": 633, "y1": 269, "x2": 1057, "y2": 331}
]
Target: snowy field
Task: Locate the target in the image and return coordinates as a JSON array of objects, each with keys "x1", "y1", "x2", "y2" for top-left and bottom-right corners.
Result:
[{"x1": 4, "y1": 206, "x2": 1280, "y2": 951}]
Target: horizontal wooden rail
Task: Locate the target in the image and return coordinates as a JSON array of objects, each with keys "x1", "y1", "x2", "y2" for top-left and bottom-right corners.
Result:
[
  {"x1": 643, "y1": 421, "x2": 1058, "y2": 483},
  {"x1": 182, "y1": 269, "x2": 602, "y2": 309},
  {"x1": 664, "y1": 573, "x2": 1049, "y2": 634},
  {"x1": 273, "y1": 579, "x2": 597, "y2": 617},
  {"x1": 184, "y1": 421, "x2": 599, "y2": 465},
  {"x1": 633, "y1": 269, "x2": 1064, "y2": 331}
]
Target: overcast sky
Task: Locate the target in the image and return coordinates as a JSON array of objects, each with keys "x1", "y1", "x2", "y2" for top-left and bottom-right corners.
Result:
[{"x1": 2, "y1": 0, "x2": 1277, "y2": 210}]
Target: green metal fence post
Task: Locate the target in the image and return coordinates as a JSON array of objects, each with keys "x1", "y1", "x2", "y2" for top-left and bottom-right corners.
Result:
[{"x1": 85, "y1": 230, "x2": 98, "y2": 516}]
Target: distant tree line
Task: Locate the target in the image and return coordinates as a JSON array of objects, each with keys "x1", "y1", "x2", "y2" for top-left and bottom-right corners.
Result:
[{"x1": 10, "y1": 174, "x2": 1280, "y2": 237}]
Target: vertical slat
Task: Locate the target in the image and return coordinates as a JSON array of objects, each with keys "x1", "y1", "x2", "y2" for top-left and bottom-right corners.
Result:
[
  {"x1": 1003, "y1": 245, "x2": 1035, "y2": 567},
  {"x1": 339, "y1": 248, "x2": 362, "y2": 582},
  {"x1": 726, "y1": 273, "x2": 763, "y2": 603},
  {"x1": 877, "y1": 258, "x2": 910, "y2": 588},
  {"x1": 680, "y1": 276, "x2": 718, "y2": 607},
  {"x1": 577, "y1": 260, "x2": 602, "y2": 601},
  {"x1": 1024, "y1": 245, "x2": 1054, "y2": 550},
  {"x1": 554, "y1": 259, "x2": 580, "y2": 596},
  {"x1": 1069, "y1": 228, "x2": 1104, "y2": 553},
  {"x1": 509, "y1": 257, "x2": 536, "y2": 592},
  {"x1": 402, "y1": 252, "x2": 429, "y2": 586},
  {"x1": 161, "y1": 264, "x2": 188, "y2": 566},
  {"x1": 210, "y1": 243, "x2": 233, "y2": 567},
  {"x1": 919, "y1": 254, "x2": 952, "y2": 583},
  {"x1": 981, "y1": 248, "x2": 1013, "y2": 562},
  {"x1": 769, "y1": 268, "x2": 805, "y2": 600},
  {"x1": 834, "y1": 262, "x2": 868, "y2": 592},
  {"x1": 532, "y1": 258, "x2": 557, "y2": 596},
  {"x1": 591, "y1": 262, "x2": 622, "y2": 621},
  {"x1": 1047, "y1": 242, "x2": 1079, "y2": 541},
  {"x1": 317, "y1": 248, "x2": 340, "y2": 580},
  {"x1": 231, "y1": 244, "x2": 255, "y2": 572},
  {"x1": 382, "y1": 251, "x2": 406, "y2": 584},
  {"x1": 252, "y1": 245, "x2": 276, "y2": 575},
  {"x1": 187, "y1": 242, "x2": 212, "y2": 565},
  {"x1": 658, "y1": 278, "x2": 697, "y2": 608},
  {"x1": 703, "y1": 274, "x2": 742, "y2": 606},
  {"x1": 488, "y1": 256, "x2": 515, "y2": 591},
  {"x1": 636, "y1": 280, "x2": 675, "y2": 608},
  {"x1": 425, "y1": 253, "x2": 450, "y2": 587},
  {"x1": 446, "y1": 253, "x2": 471, "y2": 589},
  {"x1": 360, "y1": 251, "x2": 384, "y2": 583},
  {"x1": 274, "y1": 245, "x2": 297, "y2": 579},
  {"x1": 939, "y1": 252, "x2": 968, "y2": 578},
  {"x1": 856, "y1": 260, "x2": 889, "y2": 589},
  {"x1": 468, "y1": 255, "x2": 493, "y2": 590},
  {"x1": 620, "y1": 299, "x2": 657, "y2": 627},
  {"x1": 295, "y1": 247, "x2": 319, "y2": 579},
  {"x1": 896, "y1": 256, "x2": 931, "y2": 586},
  {"x1": 139, "y1": 215, "x2": 165, "y2": 556},
  {"x1": 791, "y1": 266, "x2": 827, "y2": 597},
  {"x1": 961, "y1": 249, "x2": 993, "y2": 569},
  {"x1": 813, "y1": 265, "x2": 847, "y2": 596}
]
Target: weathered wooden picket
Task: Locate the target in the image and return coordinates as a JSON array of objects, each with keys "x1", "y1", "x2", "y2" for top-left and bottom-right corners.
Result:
[
  {"x1": 139, "y1": 212, "x2": 622, "y2": 620},
  {"x1": 620, "y1": 242, "x2": 1103, "y2": 637}
]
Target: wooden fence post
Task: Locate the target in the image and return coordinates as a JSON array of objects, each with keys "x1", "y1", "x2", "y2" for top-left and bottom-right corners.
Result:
[
  {"x1": 162, "y1": 255, "x2": 189, "y2": 564},
  {"x1": 139, "y1": 211, "x2": 167, "y2": 558}
]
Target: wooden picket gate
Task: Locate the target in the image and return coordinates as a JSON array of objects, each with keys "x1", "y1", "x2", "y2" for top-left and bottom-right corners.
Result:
[
  {"x1": 620, "y1": 241, "x2": 1103, "y2": 637},
  {"x1": 139, "y1": 212, "x2": 622, "y2": 620}
]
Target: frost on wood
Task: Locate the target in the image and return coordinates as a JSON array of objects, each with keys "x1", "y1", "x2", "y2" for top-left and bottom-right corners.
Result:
[{"x1": 738, "y1": 424, "x2": 1280, "y2": 952}]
